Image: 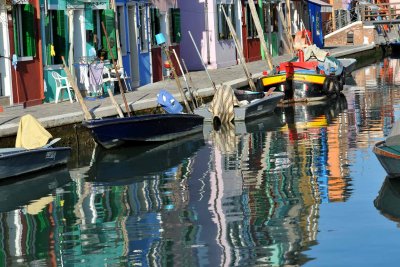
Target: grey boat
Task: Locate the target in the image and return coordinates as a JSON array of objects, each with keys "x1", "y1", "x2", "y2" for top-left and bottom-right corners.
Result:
[
  {"x1": 373, "y1": 120, "x2": 400, "y2": 178},
  {"x1": 194, "y1": 91, "x2": 284, "y2": 122}
]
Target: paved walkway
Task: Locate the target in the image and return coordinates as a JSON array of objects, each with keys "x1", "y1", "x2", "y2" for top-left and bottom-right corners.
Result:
[{"x1": 0, "y1": 44, "x2": 375, "y2": 138}]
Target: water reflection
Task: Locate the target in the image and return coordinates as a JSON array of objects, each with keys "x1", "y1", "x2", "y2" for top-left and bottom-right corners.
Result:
[
  {"x1": 5, "y1": 57, "x2": 400, "y2": 265},
  {"x1": 374, "y1": 177, "x2": 400, "y2": 223},
  {"x1": 0, "y1": 167, "x2": 71, "y2": 266}
]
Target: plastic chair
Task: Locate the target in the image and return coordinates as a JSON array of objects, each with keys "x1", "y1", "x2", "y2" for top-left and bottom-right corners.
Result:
[{"x1": 51, "y1": 71, "x2": 74, "y2": 103}]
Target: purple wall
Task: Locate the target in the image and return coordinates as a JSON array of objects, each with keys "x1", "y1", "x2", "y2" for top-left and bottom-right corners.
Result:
[{"x1": 178, "y1": 0, "x2": 206, "y2": 71}]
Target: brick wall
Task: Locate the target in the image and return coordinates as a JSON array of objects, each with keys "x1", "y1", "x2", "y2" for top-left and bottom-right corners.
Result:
[{"x1": 324, "y1": 22, "x2": 377, "y2": 46}]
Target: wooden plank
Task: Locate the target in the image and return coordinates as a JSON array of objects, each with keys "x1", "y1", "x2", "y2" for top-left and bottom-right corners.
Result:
[
  {"x1": 247, "y1": 0, "x2": 274, "y2": 71},
  {"x1": 221, "y1": 5, "x2": 257, "y2": 91},
  {"x1": 61, "y1": 56, "x2": 93, "y2": 121},
  {"x1": 108, "y1": 89, "x2": 124, "y2": 118}
]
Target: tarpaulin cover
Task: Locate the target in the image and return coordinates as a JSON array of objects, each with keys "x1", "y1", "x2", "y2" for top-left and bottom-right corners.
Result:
[{"x1": 15, "y1": 114, "x2": 53, "y2": 149}]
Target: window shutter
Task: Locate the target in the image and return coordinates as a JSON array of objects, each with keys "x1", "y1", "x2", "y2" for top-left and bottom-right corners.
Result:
[
  {"x1": 54, "y1": 10, "x2": 66, "y2": 64},
  {"x1": 171, "y1": 8, "x2": 181, "y2": 43},
  {"x1": 85, "y1": 7, "x2": 93, "y2": 31},
  {"x1": 102, "y1": 9, "x2": 117, "y2": 60},
  {"x1": 150, "y1": 8, "x2": 161, "y2": 45},
  {"x1": 22, "y1": 4, "x2": 36, "y2": 57},
  {"x1": 12, "y1": 8, "x2": 20, "y2": 56}
]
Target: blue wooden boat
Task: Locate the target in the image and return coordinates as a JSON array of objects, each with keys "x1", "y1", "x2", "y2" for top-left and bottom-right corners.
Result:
[
  {"x1": 0, "y1": 143, "x2": 71, "y2": 180},
  {"x1": 0, "y1": 114, "x2": 71, "y2": 180},
  {"x1": 82, "y1": 113, "x2": 204, "y2": 149},
  {"x1": 373, "y1": 120, "x2": 400, "y2": 178}
]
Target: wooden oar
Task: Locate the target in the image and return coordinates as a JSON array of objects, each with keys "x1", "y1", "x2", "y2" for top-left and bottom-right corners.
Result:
[
  {"x1": 162, "y1": 46, "x2": 193, "y2": 113},
  {"x1": 181, "y1": 58, "x2": 202, "y2": 106},
  {"x1": 277, "y1": 7, "x2": 295, "y2": 55},
  {"x1": 172, "y1": 49, "x2": 198, "y2": 108},
  {"x1": 221, "y1": 6, "x2": 257, "y2": 91},
  {"x1": 188, "y1": 30, "x2": 217, "y2": 92},
  {"x1": 108, "y1": 89, "x2": 124, "y2": 118},
  {"x1": 101, "y1": 22, "x2": 132, "y2": 117},
  {"x1": 61, "y1": 56, "x2": 93, "y2": 120}
]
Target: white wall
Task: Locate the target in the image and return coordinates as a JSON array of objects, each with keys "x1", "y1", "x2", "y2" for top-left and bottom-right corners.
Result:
[{"x1": 0, "y1": 10, "x2": 12, "y2": 103}]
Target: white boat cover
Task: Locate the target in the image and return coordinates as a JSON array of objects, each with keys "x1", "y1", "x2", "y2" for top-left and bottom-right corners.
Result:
[
  {"x1": 15, "y1": 114, "x2": 53, "y2": 149},
  {"x1": 386, "y1": 120, "x2": 400, "y2": 146},
  {"x1": 209, "y1": 84, "x2": 239, "y2": 124}
]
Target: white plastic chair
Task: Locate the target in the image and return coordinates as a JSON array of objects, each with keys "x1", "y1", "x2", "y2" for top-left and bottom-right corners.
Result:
[{"x1": 51, "y1": 71, "x2": 74, "y2": 103}]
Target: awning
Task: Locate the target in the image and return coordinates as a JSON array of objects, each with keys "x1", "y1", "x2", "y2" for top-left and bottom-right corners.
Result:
[{"x1": 307, "y1": 0, "x2": 332, "y2": 13}]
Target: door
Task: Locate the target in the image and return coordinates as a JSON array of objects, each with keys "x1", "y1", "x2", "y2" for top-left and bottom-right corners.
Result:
[
  {"x1": 241, "y1": 1, "x2": 261, "y2": 62},
  {"x1": 127, "y1": 4, "x2": 140, "y2": 87}
]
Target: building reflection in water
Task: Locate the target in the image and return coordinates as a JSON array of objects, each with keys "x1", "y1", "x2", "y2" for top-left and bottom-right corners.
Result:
[{"x1": 0, "y1": 87, "x2": 357, "y2": 266}]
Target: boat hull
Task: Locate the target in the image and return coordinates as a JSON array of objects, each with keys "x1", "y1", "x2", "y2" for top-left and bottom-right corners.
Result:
[
  {"x1": 0, "y1": 147, "x2": 71, "y2": 180},
  {"x1": 82, "y1": 114, "x2": 204, "y2": 149},
  {"x1": 373, "y1": 141, "x2": 400, "y2": 178},
  {"x1": 259, "y1": 58, "x2": 356, "y2": 102},
  {"x1": 194, "y1": 92, "x2": 284, "y2": 122}
]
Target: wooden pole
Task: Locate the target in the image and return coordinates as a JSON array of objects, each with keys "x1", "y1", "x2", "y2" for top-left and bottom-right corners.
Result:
[
  {"x1": 172, "y1": 49, "x2": 198, "y2": 108},
  {"x1": 163, "y1": 46, "x2": 193, "y2": 113},
  {"x1": 188, "y1": 30, "x2": 217, "y2": 92},
  {"x1": 247, "y1": 0, "x2": 274, "y2": 70},
  {"x1": 108, "y1": 89, "x2": 124, "y2": 118},
  {"x1": 221, "y1": 6, "x2": 257, "y2": 91},
  {"x1": 101, "y1": 22, "x2": 132, "y2": 117},
  {"x1": 61, "y1": 56, "x2": 93, "y2": 120},
  {"x1": 285, "y1": 0, "x2": 292, "y2": 35},
  {"x1": 181, "y1": 58, "x2": 202, "y2": 106},
  {"x1": 277, "y1": 6, "x2": 294, "y2": 54}
]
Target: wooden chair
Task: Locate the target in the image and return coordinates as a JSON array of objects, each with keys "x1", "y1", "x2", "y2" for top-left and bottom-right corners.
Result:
[{"x1": 51, "y1": 71, "x2": 74, "y2": 103}]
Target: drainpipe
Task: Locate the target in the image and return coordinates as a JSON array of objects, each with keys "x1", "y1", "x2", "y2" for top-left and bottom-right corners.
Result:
[{"x1": 205, "y1": 0, "x2": 210, "y2": 65}]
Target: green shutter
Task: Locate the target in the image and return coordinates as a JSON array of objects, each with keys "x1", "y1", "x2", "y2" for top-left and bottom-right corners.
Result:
[
  {"x1": 54, "y1": 10, "x2": 66, "y2": 64},
  {"x1": 12, "y1": 8, "x2": 20, "y2": 56},
  {"x1": 85, "y1": 7, "x2": 93, "y2": 31},
  {"x1": 171, "y1": 8, "x2": 181, "y2": 43},
  {"x1": 22, "y1": 4, "x2": 36, "y2": 57},
  {"x1": 150, "y1": 8, "x2": 161, "y2": 45},
  {"x1": 45, "y1": 13, "x2": 51, "y2": 65},
  {"x1": 102, "y1": 9, "x2": 117, "y2": 60}
]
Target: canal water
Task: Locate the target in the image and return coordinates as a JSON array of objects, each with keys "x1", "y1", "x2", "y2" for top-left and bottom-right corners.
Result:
[{"x1": 1, "y1": 56, "x2": 400, "y2": 266}]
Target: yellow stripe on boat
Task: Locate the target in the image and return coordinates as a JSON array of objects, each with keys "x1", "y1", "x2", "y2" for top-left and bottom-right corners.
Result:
[
  {"x1": 262, "y1": 74, "x2": 286, "y2": 86},
  {"x1": 293, "y1": 73, "x2": 326, "y2": 85}
]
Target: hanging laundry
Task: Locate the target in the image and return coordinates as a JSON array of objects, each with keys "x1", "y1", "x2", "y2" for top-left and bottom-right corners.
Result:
[{"x1": 89, "y1": 62, "x2": 104, "y2": 95}]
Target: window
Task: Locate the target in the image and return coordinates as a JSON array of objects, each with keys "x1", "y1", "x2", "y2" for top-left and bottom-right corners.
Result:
[
  {"x1": 169, "y1": 8, "x2": 181, "y2": 43},
  {"x1": 139, "y1": 5, "x2": 149, "y2": 52},
  {"x1": 217, "y1": 4, "x2": 235, "y2": 40},
  {"x1": 13, "y1": 4, "x2": 36, "y2": 59},
  {"x1": 45, "y1": 10, "x2": 67, "y2": 65},
  {"x1": 150, "y1": 7, "x2": 161, "y2": 46},
  {"x1": 117, "y1": 5, "x2": 127, "y2": 55},
  {"x1": 246, "y1": 4, "x2": 258, "y2": 38}
]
